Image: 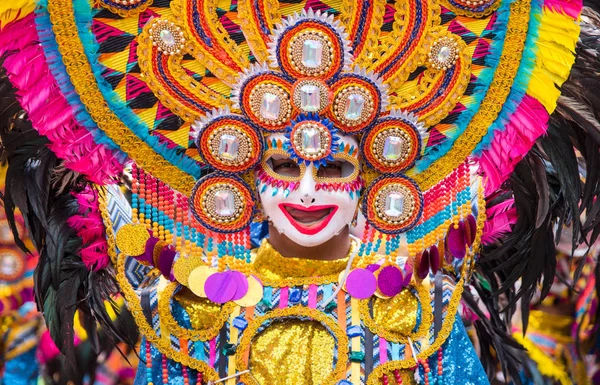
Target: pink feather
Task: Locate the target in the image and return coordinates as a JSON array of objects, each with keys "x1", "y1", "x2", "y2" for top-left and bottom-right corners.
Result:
[
  {"x1": 543, "y1": 0, "x2": 582, "y2": 20},
  {"x1": 66, "y1": 186, "x2": 110, "y2": 270},
  {"x1": 0, "y1": 15, "x2": 123, "y2": 184},
  {"x1": 478, "y1": 95, "x2": 549, "y2": 194},
  {"x1": 482, "y1": 197, "x2": 518, "y2": 244}
]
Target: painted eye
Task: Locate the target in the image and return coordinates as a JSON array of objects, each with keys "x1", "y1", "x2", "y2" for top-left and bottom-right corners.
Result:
[
  {"x1": 316, "y1": 159, "x2": 354, "y2": 179},
  {"x1": 317, "y1": 161, "x2": 343, "y2": 178},
  {"x1": 268, "y1": 156, "x2": 301, "y2": 177}
]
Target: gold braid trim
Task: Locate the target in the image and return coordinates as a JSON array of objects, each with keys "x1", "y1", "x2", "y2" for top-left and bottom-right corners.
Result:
[
  {"x1": 261, "y1": 0, "x2": 283, "y2": 37},
  {"x1": 137, "y1": 19, "x2": 230, "y2": 124},
  {"x1": 47, "y1": 0, "x2": 197, "y2": 195},
  {"x1": 234, "y1": 306, "x2": 350, "y2": 385},
  {"x1": 171, "y1": 0, "x2": 248, "y2": 86},
  {"x1": 341, "y1": 0, "x2": 387, "y2": 65},
  {"x1": 237, "y1": 0, "x2": 280, "y2": 64},
  {"x1": 358, "y1": 281, "x2": 433, "y2": 343},
  {"x1": 97, "y1": 186, "x2": 119, "y2": 266},
  {"x1": 375, "y1": 0, "x2": 442, "y2": 90},
  {"x1": 116, "y1": 252, "x2": 220, "y2": 381},
  {"x1": 365, "y1": 184, "x2": 486, "y2": 385},
  {"x1": 409, "y1": 0, "x2": 531, "y2": 190},
  {"x1": 158, "y1": 282, "x2": 235, "y2": 341},
  {"x1": 95, "y1": 0, "x2": 153, "y2": 18},
  {"x1": 394, "y1": 28, "x2": 472, "y2": 128},
  {"x1": 440, "y1": 0, "x2": 502, "y2": 18}
]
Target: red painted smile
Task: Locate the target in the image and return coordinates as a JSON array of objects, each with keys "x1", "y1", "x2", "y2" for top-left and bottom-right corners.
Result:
[{"x1": 279, "y1": 203, "x2": 339, "y2": 235}]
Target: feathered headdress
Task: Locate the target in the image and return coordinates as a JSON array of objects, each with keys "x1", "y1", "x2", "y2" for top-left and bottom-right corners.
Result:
[{"x1": 0, "y1": 0, "x2": 599, "y2": 382}]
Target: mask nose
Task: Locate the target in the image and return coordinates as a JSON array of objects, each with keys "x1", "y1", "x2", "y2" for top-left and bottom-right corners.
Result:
[
  {"x1": 298, "y1": 165, "x2": 317, "y2": 205},
  {"x1": 300, "y1": 196, "x2": 316, "y2": 204}
]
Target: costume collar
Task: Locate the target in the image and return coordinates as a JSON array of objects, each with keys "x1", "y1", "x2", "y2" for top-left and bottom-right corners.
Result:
[{"x1": 251, "y1": 238, "x2": 358, "y2": 287}]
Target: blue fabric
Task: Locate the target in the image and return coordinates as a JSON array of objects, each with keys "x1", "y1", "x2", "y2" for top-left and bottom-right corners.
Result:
[
  {"x1": 1, "y1": 345, "x2": 39, "y2": 385},
  {"x1": 250, "y1": 221, "x2": 269, "y2": 248},
  {"x1": 435, "y1": 318, "x2": 490, "y2": 384}
]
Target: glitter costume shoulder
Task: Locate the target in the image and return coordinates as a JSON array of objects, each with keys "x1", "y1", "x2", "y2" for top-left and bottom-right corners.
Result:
[{"x1": 109, "y1": 183, "x2": 487, "y2": 385}]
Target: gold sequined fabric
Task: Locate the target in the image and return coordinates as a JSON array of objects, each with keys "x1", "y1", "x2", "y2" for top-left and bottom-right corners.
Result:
[
  {"x1": 249, "y1": 319, "x2": 335, "y2": 385},
  {"x1": 372, "y1": 289, "x2": 419, "y2": 336},
  {"x1": 251, "y1": 239, "x2": 357, "y2": 286},
  {"x1": 175, "y1": 288, "x2": 227, "y2": 330}
]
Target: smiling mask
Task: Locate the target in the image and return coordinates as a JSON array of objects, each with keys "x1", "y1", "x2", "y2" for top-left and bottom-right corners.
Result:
[{"x1": 256, "y1": 133, "x2": 362, "y2": 247}]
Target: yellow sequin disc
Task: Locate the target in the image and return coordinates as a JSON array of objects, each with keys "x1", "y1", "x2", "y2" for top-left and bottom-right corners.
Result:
[
  {"x1": 115, "y1": 223, "x2": 150, "y2": 256},
  {"x1": 233, "y1": 275, "x2": 263, "y2": 307},
  {"x1": 173, "y1": 256, "x2": 205, "y2": 287},
  {"x1": 188, "y1": 266, "x2": 216, "y2": 298}
]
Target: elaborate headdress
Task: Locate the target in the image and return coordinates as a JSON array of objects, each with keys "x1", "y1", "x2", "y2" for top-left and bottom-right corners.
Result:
[{"x1": 1, "y1": 0, "x2": 600, "y2": 383}]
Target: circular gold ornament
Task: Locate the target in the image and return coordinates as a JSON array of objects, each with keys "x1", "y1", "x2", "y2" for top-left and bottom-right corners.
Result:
[
  {"x1": 115, "y1": 223, "x2": 150, "y2": 256},
  {"x1": 173, "y1": 256, "x2": 205, "y2": 287},
  {"x1": 148, "y1": 19, "x2": 186, "y2": 55},
  {"x1": 428, "y1": 36, "x2": 460, "y2": 70},
  {"x1": 188, "y1": 266, "x2": 216, "y2": 298},
  {"x1": 233, "y1": 275, "x2": 263, "y2": 307}
]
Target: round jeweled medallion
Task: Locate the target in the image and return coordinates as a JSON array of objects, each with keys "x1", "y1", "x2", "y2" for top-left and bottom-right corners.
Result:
[
  {"x1": 363, "y1": 176, "x2": 423, "y2": 234},
  {"x1": 197, "y1": 116, "x2": 263, "y2": 174},
  {"x1": 292, "y1": 80, "x2": 330, "y2": 114},
  {"x1": 428, "y1": 36, "x2": 460, "y2": 70},
  {"x1": 248, "y1": 83, "x2": 292, "y2": 126},
  {"x1": 190, "y1": 174, "x2": 254, "y2": 233},
  {"x1": 333, "y1": 86, "x2": 375, "y2": 127},
  {"x1": 273, "y1": 17, "x2": 349, "y2": 80},
  {"x1": 361, "y1": 116, "x2": 422, "y2": 174},
  {"x1": 288, "y1": 120, "x2": 334, "y2": 163},
  {"x1": 148, "y1": 19, "x2": 185, "y2": 55},
  {"x1": 288, "y1": 31, "x2": 333, "y2": 76}
]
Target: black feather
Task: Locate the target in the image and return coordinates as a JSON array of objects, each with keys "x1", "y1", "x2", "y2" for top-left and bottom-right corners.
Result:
[
  {"x1": 474, "y1": 5, "x2": 600, "y2": 382},
  {"x1": 0, "y1": 58, "x2": 136, "y2": 377}
]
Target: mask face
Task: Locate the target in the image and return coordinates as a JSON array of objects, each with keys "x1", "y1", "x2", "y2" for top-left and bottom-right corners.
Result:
[{"x1": 255, "y1": 133, "x2": 362, "y2": 247}]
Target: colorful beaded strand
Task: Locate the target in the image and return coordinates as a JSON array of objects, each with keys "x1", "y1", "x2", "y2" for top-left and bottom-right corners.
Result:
[
  {"x1": 161, "y1": 354, "x2": 168, "y2": 385},
  {"x1": 145, "y1": 339, "x2": 153, "y2": 385}
]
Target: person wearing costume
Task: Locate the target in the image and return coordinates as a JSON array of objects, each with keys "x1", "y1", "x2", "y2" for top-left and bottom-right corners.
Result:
[
  {"x1": 0, "y1": 165, "x2": 41, "y2": 385},
  {"x1": 509, "y1": 225, "x2": 599, "y2": 385},
  {"x1": 0, "y1": 0, "x2": 600, "y2": 385}
]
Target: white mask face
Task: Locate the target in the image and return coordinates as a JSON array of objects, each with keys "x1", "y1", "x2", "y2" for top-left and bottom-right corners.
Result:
[{"x1": 255, "y1": 133, "x2": 362, "y2": 247}]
